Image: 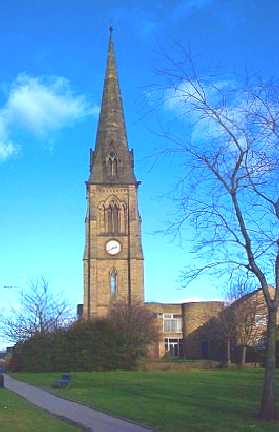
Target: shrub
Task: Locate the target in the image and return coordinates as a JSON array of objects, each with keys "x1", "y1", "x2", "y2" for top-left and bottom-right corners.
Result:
[{"x1": 8, "y1": 302, "x2": 158, "y2": 372}]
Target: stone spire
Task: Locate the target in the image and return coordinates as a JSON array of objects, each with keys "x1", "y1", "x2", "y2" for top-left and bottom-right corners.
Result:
[{"x1": 89, "y1": 29, "x2": 137, "y2": 184}]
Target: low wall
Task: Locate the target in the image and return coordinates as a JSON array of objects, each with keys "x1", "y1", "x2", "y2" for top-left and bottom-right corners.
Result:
[{"x1": 140, "y1": 359, "x2": 221, "y2": 371}]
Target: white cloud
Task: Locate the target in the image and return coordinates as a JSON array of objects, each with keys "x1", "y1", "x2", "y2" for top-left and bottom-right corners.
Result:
[
  {"x1": 164, "y1": 78, "x2": 279, "y2": 183},
  {"x1": 0, "y1": 115, "x2": 16, "y2": 160},
  {"x1": 164, "y1": 78, "x2": 244, "y2": 146},
  {"x1": 0, "y1": 141, "x2": 15, "y2": 160},
  {"x1": 165, "y1": 79, "x2": 235, "y2": 112},
  {"x1": 6, "y1": 74, "x2": 95, "y2": 134},
  {"x1": 0, "y1": 74, "x2": 97, "y2": 161}
]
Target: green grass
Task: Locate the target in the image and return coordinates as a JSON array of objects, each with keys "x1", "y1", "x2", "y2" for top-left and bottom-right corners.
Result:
[
  {"x1": 0, "y1": 387, "x2": 80, "y2": 432},
  {"x1": 13, "y1": 369, "x2": 279, "y2": 432}
]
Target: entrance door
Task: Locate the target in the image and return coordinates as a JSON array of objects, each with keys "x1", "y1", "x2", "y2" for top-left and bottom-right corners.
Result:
[
  {"x1": 165, "y1": 338, "x2": 184, "y2": 357},
  {"x1": 169, "y1": 341, "x2": 179, "y2": 357}
]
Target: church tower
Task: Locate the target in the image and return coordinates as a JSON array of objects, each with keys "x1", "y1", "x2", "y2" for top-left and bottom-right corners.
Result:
[{"x1": 83, "y1": 30, "x2": 144, "y2": 319}]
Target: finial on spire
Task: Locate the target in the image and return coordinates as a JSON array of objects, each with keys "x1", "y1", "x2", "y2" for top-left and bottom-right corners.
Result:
[{"x1": 109, "y1": 25, "x2": 113, "y2": 35}]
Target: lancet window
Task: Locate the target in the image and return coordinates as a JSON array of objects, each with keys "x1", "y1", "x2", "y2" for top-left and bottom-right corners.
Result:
[
  {"x1": 106, "y1": 151, "x2": 118, "y2": 177},
  {"x1": 107, "y1": 200, "x2": 119, "y2": 233},
  {"x1": 110, "y1": 270, "x2": 117, "y2": 297},
  {"x1": 98, "y1": 197, "x2": 127, "y2": 234}
]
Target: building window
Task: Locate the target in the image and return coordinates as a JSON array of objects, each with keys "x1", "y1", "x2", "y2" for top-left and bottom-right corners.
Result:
[
  {"x1": 163, "y1": 313, "x2": 182, "y2": 333},
  {"x1": 106, "y1": 151, "x2": 118, "y2": 176},
  {"x1": 110, "y1": 270, "x2": 117, "y2": 297},
  {"x1": 107, "y1": 200, "x2": 119, "y2": 233},
  {"x1": 164, "y1": 338, "x2": 184, "y2": 357},
  {"x1": 99, "y1": 197, "x2": 127, "y2": 235}
]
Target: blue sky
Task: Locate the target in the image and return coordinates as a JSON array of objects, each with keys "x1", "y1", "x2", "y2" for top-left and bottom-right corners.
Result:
[{"x1": 1, "y1": 1, "x2": 279, "y2": 348}]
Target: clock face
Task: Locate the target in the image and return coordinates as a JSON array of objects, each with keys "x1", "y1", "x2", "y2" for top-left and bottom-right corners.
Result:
[{"x1": 106, "y1": 239, "x2": 121, "y2": 255}]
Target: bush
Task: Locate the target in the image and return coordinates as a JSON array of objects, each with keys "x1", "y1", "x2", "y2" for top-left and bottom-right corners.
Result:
[
  {"x1": 108, "y1": 301, "x2": 159, "y2": 369},
  {"x1": 8, "y1": 302, "x2": 158, "y2": 372},
  {"x1": 6, "y1": 350, "x2": 24, "y2": 372}
]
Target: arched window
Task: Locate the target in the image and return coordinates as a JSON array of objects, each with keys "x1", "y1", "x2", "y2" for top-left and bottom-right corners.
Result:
[
  {"x1": 112, "y1": 203, "x2": 119, "y2": 232},
  {"x1": 106, "y1": 151, "x2": 117, "y2": 176},
  {"x1": 107, "y1": 204, "x2": 113, "y2": 232},
  {"x1": 107, "y1": 200, "x2": 119, "y2": 233},
  {"x1": 121, "y1": 203, "x2": 127, "y2": 233},
  {"x1": 97, "y1": 202, "x2": 106, "y2": 232},
  {"x1": 110, "y1": 270, "x2": 117, "y2": 297},
  {"x1": 103, "y1": 197, "x2": 127, "y2": 234}
]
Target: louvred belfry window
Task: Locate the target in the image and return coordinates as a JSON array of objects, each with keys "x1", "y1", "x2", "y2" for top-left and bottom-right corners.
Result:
[
  {"x1": 106, "y1": 151, "x2": 118, "y2": 176},
  {"x1": 107, "y1": 200, "x2": 119, "y2": 233},
  {"x1": 98, "y1": 197, "x2": 127, "y2": 234}
]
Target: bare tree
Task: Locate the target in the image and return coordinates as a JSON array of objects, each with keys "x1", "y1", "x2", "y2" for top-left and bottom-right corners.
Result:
[
  {"x1": 198, "y1": 280, "x2": 259, "y2": 366},
  {"x1": 219, "y1": 303, "x2": 237, "y2": 366},
  {"x1": 155, "y1": 52, "x2": 279, "y2": 419},
  {"x1": 195, "y1": 304, "x2": 235, "y2": 364},
  {"x1": 227, "y1": 278, "x2": 263, "y2": 366},
  {"x1": 0, "y1": 278, "x2": 72, "y2": 343},
  {"x1": 108, "y1": 301, "x2": 159, "y2": 364}
]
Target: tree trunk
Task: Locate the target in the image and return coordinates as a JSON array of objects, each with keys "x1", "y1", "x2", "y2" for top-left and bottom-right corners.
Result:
[
  {"x1": 226, "y1": 337, "x2": 231, "y2": 366},
  {"x1": 260, "y1": 305, "x2": 277, "y2": 420},
  {"x1": 241, "y1": 345, "x2": 247, "y2": 366}
]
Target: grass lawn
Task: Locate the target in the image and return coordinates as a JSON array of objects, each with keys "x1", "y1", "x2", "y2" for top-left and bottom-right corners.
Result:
[
  {"x1": 13, "y1": 369, "x2": 279, "y2": 432},
  {"x1": 0, "y1": 387, "x2": 80, "y2": 432}
]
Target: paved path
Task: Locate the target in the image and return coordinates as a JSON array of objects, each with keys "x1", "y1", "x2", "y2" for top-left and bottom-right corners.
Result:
[{"x1": 4, "y1": 374, "x2": 153, "y2": 432}]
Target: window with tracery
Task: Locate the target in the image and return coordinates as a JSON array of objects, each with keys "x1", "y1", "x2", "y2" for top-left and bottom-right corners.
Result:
[
  {"x1": 98, "y1": 197, "x2": 127, "y2": 234},
  {"x1": 110, "y1": 270, "x2": 117, "y2": 297}
]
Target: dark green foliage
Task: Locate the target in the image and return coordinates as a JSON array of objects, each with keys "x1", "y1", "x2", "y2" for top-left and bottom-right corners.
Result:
[
  {"x1": 68, "y1": 319, "x2": 125, "y2": 371},
  {"x1": 8, "y1": 304, "x2": 158, "y2": 372},
  {"x1": 6, "y1": 350, "x2": 24, "y2": 372},
  {"x1": 108, "y1": 301, "x2": 158, "y2": 368}
]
